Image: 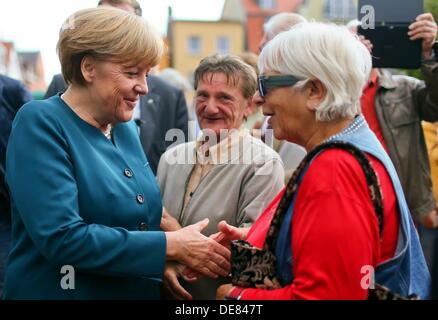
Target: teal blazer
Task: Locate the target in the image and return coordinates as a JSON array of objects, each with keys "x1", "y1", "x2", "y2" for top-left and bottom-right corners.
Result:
[{"x1": 4, "y1": 96, "x2": 166, "y2": 299}]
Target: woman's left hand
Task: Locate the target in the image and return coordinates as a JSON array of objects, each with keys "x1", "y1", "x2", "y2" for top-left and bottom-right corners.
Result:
[
  {"x1": 216, "y1": 283, "x2": 235, "y2": 300},
  {"x1": 163, "y1": 263, "x2": 198, "y2": 300}
]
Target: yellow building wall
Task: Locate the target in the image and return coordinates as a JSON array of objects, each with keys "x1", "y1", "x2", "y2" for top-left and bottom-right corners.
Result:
[
  {"x1": 299, "y1": 0, "x2": 324, "y2": 21},
  {"x1": 171, "y1": 21, "x2": 244, "y2": 80},
  {"x1": 299, "y1": 0, "x2": 358, "y2": 23}
]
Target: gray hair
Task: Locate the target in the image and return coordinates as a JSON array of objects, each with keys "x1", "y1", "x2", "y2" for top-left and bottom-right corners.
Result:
[
  {"x1": 258, "y1": 22, "x2": 371, "y2": 122},
  {"x1": 263, "y1": 13, "x2": 307, "y2": 43},
  {"x1": 158, "y1": 68, "x2": 192, "y2": 92},
  {"x1": 194, "y1": 54, "x2": 257, "y2": 99}
]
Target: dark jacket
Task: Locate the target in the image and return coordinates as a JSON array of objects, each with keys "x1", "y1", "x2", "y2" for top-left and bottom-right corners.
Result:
[
  {"x1": 0, "y1": 75, "x2": 32, "y2": 217},
  {"x1": 376, "y1": 62, "x2": 438, "y2": 219},
  {"x1": 44, "y1": 74, "x2": 189, "y2": 174}
]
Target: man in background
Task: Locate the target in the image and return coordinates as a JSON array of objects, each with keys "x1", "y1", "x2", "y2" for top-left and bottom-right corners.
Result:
[{"x1": 348, "y1": 14, "x2": 438, "y2": 267}]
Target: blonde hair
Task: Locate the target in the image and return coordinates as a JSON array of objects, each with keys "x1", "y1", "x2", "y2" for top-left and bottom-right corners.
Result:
[
  {"x1": 58, "y1": 7, "x2": 163, "y2": 85},
  {"x1": 259, "y1": 22, "x2": 371, "y2": 122}
]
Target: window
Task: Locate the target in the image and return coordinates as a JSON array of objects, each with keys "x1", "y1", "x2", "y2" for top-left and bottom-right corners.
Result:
[
  {"x1": 258, "y1": 0, "x2": 276, "y2": 10},
  {"x1": 323, "y1": 0, "x2": 356, "y2": 21},
  {"x1": 187, "y1": 36, "x2": 201, "y2": 55},
  {"x1": 216, "y1": 36, "x2": 230, "y2": 54}
]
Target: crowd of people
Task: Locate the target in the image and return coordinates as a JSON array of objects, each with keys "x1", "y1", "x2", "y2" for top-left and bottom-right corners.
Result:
[{"x1": 0, "y1": 0, "x2": 437, "y2": 300}]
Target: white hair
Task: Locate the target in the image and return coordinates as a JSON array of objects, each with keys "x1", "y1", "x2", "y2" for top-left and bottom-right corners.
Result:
[
  {"x1": 263, "y1": 12, "x2": 308, "y2": 43},
  {"x1": 258, "y1": 22, "x2": 372, "y2": 122},
  {"x1": 158, "y1": 68, "x2": 192, "y2": 92}
]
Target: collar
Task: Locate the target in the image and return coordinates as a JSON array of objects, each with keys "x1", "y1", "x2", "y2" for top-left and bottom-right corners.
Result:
[
  {"x1": 196, "y1": 127, "x2": 249, "y2": 164},
  {"x1": 376, "y1": 68, "x2": 398, "y2": 90}
]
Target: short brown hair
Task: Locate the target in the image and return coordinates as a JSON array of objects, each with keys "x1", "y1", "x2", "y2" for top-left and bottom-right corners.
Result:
[
  {"x1": 58, "y1": 7, "x2": 163, "y2": 86},
  {"x1": 194, "y1": 54, "x2": 257, "y2": 99}
]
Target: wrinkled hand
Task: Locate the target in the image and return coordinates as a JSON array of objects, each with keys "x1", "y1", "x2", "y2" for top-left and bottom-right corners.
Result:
[
  {"x1": 408, "y1": 13, "x2": 437, "y2": 59},
  {"x1": 421, "y1": 210, "x2": 438, "y2": 229},
  {"x1": 180, "y1": 221, "x2": 248, "y2": 280},
  {"x1": 166, "y1": 219, "x2": 231, "y2": 278},
  {"x1": 216, "y1": 283, "x2": 235, "y2": 300},
  {"x1": 161, "y1": 207, "x2": 182, "y2": 231},
  {"x1": 163, "y1": 263, "x2": 197, "y2": 300}
]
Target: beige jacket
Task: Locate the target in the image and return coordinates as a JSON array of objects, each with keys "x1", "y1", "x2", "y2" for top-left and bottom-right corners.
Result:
[{"x1": 157, "y1": 131, "x2": 285, "y2": 299}]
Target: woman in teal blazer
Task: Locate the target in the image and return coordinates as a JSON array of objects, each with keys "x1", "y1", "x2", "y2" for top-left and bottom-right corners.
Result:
[{"x1": 3, "y1": 7, "x2": 229, "y2": 299}]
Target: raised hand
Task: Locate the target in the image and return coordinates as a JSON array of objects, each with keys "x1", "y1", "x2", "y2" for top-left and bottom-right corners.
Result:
[{"x1": 408, "y1": 13, "x2": 438, "y2": 59}]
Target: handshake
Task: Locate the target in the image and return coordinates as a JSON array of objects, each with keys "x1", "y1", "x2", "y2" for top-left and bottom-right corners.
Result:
[{"x1": 162, "y1": 210, "x2": 249, "y2": 300}]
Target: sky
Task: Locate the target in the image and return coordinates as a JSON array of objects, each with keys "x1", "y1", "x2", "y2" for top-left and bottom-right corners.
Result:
[{"x1": 0, "y1": 0, "x2": 225, "y2": 83}]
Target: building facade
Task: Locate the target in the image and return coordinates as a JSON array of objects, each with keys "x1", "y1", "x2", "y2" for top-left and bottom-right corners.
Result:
[{"x1": 169, "y1": 19, "x2": 244, "y2": 82}]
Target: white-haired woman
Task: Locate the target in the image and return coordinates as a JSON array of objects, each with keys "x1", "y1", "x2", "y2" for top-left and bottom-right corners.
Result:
[{"x1": 216, "y1": 22, "x2": 430, "y2": 300}]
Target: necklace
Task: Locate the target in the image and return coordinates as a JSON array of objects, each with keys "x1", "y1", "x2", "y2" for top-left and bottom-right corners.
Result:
[
  {"x1": 103, "y1": 125, "x2": 112, "y2": 140},
  {"x1": 324, "y1": 115, "x2": 366, "y2": 143}
]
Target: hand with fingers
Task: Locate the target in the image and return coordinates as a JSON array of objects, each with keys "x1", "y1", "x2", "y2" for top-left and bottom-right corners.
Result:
[
  {"x1": 408, "y1": 13, "x2": 438, "y2": 59},
  {"x1": 181, "y1": 220, "x2": 250, "y2": 280},
  {"x1": 163, "y1": 262, "x2": 197, "y2": 300},
  {"x1": 165, "y1": 218, "x2": 231, "y2": 279}
]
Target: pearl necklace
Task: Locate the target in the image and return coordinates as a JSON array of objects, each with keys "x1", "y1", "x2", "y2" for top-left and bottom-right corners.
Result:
[
  {"x1": 103, "y1": 125, "x2": 112, "y2": 140},
  {"x1": 324, "y1": 115, "x2": 366, "y2": 143}
]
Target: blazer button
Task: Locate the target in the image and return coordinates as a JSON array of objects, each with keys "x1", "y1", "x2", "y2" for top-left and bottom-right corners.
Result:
[
  {"x1": 138, "y1": 222, "x2": 148, "y2": 231},
  {"x1": 136, "y1": 194, "x2": 144, "y2": 204},
  {"x1": 124, "y1": 168, "x2": 133, "y2": 178}
]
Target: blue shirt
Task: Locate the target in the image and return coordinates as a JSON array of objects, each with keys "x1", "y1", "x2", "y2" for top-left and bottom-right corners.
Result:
[{"x1": 4, "y1": 95, "x2": 166, "y2": 299}]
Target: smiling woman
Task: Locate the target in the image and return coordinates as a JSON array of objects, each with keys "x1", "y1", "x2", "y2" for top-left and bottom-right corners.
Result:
[{"x1": 3, "y1": 7, "x2": 231, "y2": 300}]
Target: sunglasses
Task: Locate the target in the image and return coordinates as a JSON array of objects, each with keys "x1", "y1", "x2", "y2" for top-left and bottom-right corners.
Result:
[{"x1": 257, "y1": 75, "x2": 303, "y2": 98}]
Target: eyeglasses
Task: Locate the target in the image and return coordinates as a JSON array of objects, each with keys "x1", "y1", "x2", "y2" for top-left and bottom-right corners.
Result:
[{"x1": 257, "y1": 75, "x2": 303, "y2": 98}]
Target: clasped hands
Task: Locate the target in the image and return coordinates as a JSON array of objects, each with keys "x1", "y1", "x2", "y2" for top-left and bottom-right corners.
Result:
[{"x1": 163, "y1": 214, "x2": 248, "y2": 300}]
